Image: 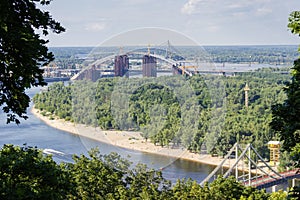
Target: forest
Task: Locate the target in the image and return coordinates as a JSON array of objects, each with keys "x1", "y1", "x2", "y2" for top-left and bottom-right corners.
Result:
[
  {"x1": 33, "y1": 69, "x2": 289, "y2": 158},
  {"x1": 1, "y1": 144, "x2": 289, "y2": 199}
]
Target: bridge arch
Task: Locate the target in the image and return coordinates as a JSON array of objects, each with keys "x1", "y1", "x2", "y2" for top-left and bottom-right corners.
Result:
[{"x1": 71, "y1": 46, "x2": 195, "y2": 81}]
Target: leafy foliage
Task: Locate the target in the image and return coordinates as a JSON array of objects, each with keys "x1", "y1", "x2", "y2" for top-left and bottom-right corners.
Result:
[
  {"x1": 0, "y1": 0, "x2": 64, "y2": 124},
  {"x1": 288, "y1": 11, "x2": 300, "y2": 37},
  {"x1": 2, "y1": 144, "x2": 288, "y2": 199},
  {"x1": 34, "y1": 71, "x2": 289, "y2": 157},
  {"x1": 0, "y1": 144, "x2": 71, "y2": 199},
  {"x1": 270, "y1": 10, "x2": 300, "y2": 200},
  {"x1": 271, "y1": 59, "x2": 300, "y2": 152},
  {"x1": 67, "y1": 150, "x2": 128, "y2": 199},
  {"x1": 271, "y1": 11, "x2": 300, "y2": 164}
]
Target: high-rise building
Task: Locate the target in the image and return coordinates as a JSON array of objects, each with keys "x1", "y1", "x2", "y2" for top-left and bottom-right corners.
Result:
[
  {"x1": 114, "y1": 55, "x2": 129, "y2": 77},
  {"x1": 142, "y1": 55, "x2": 157, "y2": 77}
]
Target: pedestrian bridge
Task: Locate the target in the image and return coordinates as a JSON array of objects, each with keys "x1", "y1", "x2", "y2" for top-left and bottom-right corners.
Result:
[
  {"x1": 200, "y1": 143, "x2": 300, "y2": 189},
  {"x1": 248, "y1": 169, "x2": 300, "y2": 189}
]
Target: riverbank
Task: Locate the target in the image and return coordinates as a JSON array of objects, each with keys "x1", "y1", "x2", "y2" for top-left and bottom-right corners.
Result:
[{"x1": 31, "y1": 107, "x2": 238, "y2": 168}]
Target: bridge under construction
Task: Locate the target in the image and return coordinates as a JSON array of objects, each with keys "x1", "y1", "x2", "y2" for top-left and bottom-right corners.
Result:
[{"x1": 70, "y1": 41, "x2": 215, "y2": 81}]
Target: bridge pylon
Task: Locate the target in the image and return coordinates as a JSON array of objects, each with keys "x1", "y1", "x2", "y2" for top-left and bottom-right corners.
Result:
[
  {"x1": 200, "y1": 143, "x2": 286, "y2": 189},
  {"x1": 71, "y1": 40, "x2": 195, "y2": 81}
]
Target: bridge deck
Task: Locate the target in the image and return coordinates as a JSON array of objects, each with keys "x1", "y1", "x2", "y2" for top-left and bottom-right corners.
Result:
[{"x1": 243, "y1": 169, "x2": 300, "y2": 189}]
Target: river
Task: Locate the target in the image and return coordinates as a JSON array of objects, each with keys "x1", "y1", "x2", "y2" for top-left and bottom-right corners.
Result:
[{"x1": 0, "y1": 86, "x2": 214, "y2": 183}]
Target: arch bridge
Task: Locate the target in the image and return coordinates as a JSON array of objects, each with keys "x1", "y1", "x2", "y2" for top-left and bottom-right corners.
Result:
[{"x1": 71, "y1": 43, "x2": 199, "y2": 81}]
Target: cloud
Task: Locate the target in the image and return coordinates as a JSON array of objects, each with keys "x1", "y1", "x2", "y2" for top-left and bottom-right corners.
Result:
[
  {"x1": 181, "y1": 0, "x2": 201, "y2": 15},
  {"x1": 256, "y1": 7, "x2": 272, "y2": 16},
  {"x1": 85, "y1": 22, "x2": 106, "y2": 32},
  {"x1": 181, "y1": 0, "x2": 274, "y2": 17},
  {"x1": 232, "y1": 12, "x2": 246, "y2": 18},
  {"x1": 206, "y1": 25, "x2": 220, "y2": 32},
  {"x1": 125, "y1": 0, "x2": 150, "y2": 5}
]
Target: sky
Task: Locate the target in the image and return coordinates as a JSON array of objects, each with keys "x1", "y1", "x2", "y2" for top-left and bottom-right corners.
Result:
[{"x1": 43, "y1": 0, "x2": 300, "y2": 47}]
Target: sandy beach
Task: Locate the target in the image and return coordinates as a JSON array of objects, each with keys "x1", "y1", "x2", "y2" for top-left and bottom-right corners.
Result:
[{"x1": 31, "y1": 107, "x2": 248, "y2": 170}]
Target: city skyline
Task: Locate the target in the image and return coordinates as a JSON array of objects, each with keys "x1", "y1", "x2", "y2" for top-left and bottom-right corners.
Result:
[{"x1": 44, "y1": 0, "x2": 300, "y2": 47}]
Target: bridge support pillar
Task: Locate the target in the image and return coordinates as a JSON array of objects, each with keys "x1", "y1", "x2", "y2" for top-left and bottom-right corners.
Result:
[
  {"x1": 292, "y1": 178, "x2": 296, "y2": 188},
  {"x1": 235, "y1": 144, "x2": 238, "y2": 180},
  {"x1": 115, "y1": 55, "x2": 129, "y2": 77},
  {"x1": 248, "y1": 145, "x2": 251, "y2": 186},
  {"x1": 272, "y1": 185, "x2": 277, "y2": 192},
  {"x1": 142, "y1": 55, "x2": 157, "y2": 77}
]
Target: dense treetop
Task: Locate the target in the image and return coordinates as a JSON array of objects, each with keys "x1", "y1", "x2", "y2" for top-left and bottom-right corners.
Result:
[
  {"x1": 0, "y1": 144, "x2": 288, "y2": 200},
  {"x1": 0, "y1": 0, "x2": 64, "y2": 124},
  {"x1": 34, "y1": 71, "x2": 290, "y2": 157},
  {"x1": 271, "y1": 11, "x2": 300, "y2": 164},
  {"x1": 270, "y1": 10, "x2": 300, "y2": 198}
]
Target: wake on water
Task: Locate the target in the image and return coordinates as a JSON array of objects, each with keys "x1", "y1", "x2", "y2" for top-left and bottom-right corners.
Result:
[
  {"x1": 43, "y1": 148, "x2": 65, "y2": 155},
  {"x1": 43, "y1": 148, "x2": 73, "y2": 162}
]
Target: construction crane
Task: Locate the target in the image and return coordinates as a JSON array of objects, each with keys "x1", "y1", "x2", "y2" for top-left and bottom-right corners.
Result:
[
  {"x1": 45, "y1": 62, "x2": 58, "y2": 77},
  {"x1": 178, "y1": 65, "x2": 198, "y2": 75}
]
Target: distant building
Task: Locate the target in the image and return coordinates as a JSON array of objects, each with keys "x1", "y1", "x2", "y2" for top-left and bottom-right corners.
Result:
[
  {"x1": 114, "y1": 55, "x2": 129, "y2": 77},
  {"x1": 142, "y1": 55, "x2": 157, "y2": 77}
]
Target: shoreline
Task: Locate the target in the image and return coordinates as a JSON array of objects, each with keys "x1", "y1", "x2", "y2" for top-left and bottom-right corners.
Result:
[{"x1": 30, "y1": 107, "x2": 239, "y2": 168}]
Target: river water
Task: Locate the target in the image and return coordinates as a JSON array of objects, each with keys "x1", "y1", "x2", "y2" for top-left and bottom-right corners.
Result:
[{"x1": 0, "y1": 86, "x2": 214, "y2": 183}]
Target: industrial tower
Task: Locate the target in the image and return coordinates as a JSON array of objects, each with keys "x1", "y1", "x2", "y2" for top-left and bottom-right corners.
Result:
[{"x1": 244, "y1": 83, "x2": 250, "y2": 107}]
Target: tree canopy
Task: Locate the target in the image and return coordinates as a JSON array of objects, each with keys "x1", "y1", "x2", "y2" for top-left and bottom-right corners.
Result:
[
  {"x1": 34, "y1": 71, "x2": 289, "y2": 157},
  {"x1": 271, "y1": 10, "x2": 300, "y2": 199},
  {"x1": 288, "y1": 11, "x2": 300, "y2": 37},
  {"x1": 0, "y1": 0, "x2": 64, "y2": 124},
  {"x1": 1, "y1": 144, "x2": 284, "y2": 200},
  {"x1": 271, "y1": 11, "x2": 300, "y2": 158}
]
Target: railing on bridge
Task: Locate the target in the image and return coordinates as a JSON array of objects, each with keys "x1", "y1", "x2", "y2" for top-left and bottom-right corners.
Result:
[
  {"x1": 250, "y1": 169, "x2": 300, "y2": 189},
  {"x1": 200, "y1": 142, "x2": 300, "y2": 189}
]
